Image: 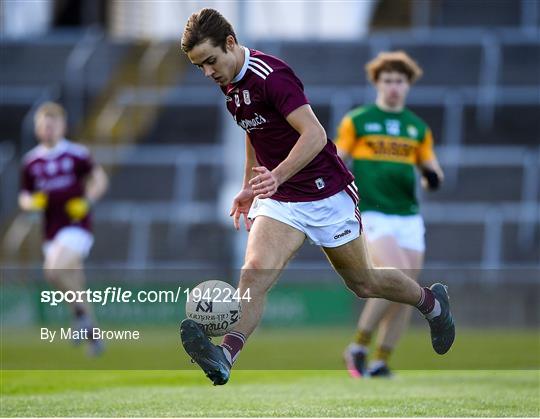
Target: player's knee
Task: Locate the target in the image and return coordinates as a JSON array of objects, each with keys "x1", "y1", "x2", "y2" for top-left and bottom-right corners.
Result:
[
  {"x1": 242, "y1": 254, "x2": 284, "y2": 272},
  {"x1": 240, "y1": 259, "x2": 269, "y2": 286},
  {"x1": 242, "y1": 258, "x2": 262, "y2": 272},
  {"x1": 240, "y1": 257, "x2": 281, "y2": 295},
  {"x1": 43, "y1": 264, "x2": 60, "y2": 284},
  {"x1": 43, "y1": 256, "x2": 72, "y2": 283}
]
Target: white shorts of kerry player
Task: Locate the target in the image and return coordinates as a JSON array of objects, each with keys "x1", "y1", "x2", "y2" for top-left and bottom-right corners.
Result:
[
  {"x1": 43, "y1": 227, "x2": 94, "y2": 259},
  {"x1": 248, "y1": 183, "x2": 361, "y2": 248},
  {"x1": 361, "y1": 211, "x2": 425, "y2": 252}
]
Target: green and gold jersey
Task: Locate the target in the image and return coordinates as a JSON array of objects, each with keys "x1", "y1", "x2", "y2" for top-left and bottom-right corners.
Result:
[{"x1": 335, "y1": 104, "x2": 436, "y2": 215}]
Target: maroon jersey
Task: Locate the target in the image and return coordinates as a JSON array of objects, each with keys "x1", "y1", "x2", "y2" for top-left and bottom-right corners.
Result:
[
  {"x1": 222, "y1": 48, "x2": 353, "y2": 202},
  {"x1": 21, "y1": 139, "x2": 94, "y2": 240}
]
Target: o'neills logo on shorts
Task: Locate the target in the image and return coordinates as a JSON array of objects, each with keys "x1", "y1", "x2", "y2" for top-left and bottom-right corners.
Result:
[{"x1": 334, "y1": 229, "x2": 351, "y2": 240}]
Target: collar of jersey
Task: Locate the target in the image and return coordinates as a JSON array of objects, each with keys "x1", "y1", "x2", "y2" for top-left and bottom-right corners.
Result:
[
  {"x1": 231, "y1": 46, "x2": 250, "y2": 84},
  {"x1": 36, "y1": 139, "x2": 68, "y2": 159}
]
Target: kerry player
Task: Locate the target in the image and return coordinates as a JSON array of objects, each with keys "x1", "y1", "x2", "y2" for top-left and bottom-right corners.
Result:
[
  {"x1": 19, "y1": 102, "x2": 108, "y2": 356},
  {"x1": 336, "y1": 51, "x2": 444, "y2": 378},
  {"x1": 179, "y1": 8, "x2": 455, "y2": 385}
]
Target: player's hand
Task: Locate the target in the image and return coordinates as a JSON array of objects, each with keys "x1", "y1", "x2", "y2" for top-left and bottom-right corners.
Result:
[
  {"x1": 65, "y1": 197, "x2": 90, "y2": 222},
  {"x1": 249, "y1": 166, "x2": 280, "y2": 199},
  {"x1": 421, "y1": 168, "x2": 441, "y2": 191},
  {"x1": 29, "y1": 191, "x2": 48, "y2": 211},
  {"x1": 229, "y1": 188, "x2": 255, "y2": 232}
]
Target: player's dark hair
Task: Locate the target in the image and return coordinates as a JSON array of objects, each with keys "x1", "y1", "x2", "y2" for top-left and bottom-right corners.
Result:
[
  {"x1": 181, "y1": 8, "x2": 237, "y2": 54},
  {"x1": 366, "y1": 50, "x2": 423, "y2": 84}
]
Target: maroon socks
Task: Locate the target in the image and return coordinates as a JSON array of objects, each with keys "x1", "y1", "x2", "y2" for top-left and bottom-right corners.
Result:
[
  {"x1": 221, "y1": 331, "x2": 246, "y2": 365},
  {"x1": 416, "y1": 287, "x2": 441, "y2": 319}
]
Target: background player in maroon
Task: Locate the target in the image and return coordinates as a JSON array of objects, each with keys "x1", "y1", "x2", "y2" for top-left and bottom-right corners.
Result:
[
  {"x1": 19, "y1": 102, "x2": 108, "y2": 356},
  {"x1": 179, "y1": 8, "x2": 455, "y2": 385}
]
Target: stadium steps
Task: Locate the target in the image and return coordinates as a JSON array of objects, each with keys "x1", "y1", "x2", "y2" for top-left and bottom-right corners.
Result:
[
  {"x1": 430, "y1": 0, "x2": 522, "y2": 28},
  {"x1": 463, "y1": 104, "x2": 540, "y2": 146},
  {"x1": 389, "y1": 44, "x2": 483, "y2": 86},
  {"x1": 423, "y1": 166, "x2": 525, "y2": 202},
  {"x1": 75, "y1": 41, "x2": 189, "y2": 145},
  {"x1": 74, "y1": 40, "x2": 152, "y2": 144},
  {"x1": 279, "y1": 41, "x2": 371, "y2": 86},
  {"x1": 100, "y1": 163, "x2": 222, "y2": 203},
  {"x1": 147, "y1": 222, "x2": 232, "y2": 264},
  {"x1": 0, "y1": 216, "x2": 43, "y2": 265},
  {"x1": 369, "y1": 0, "x2": 413, "y2": 29},
  {"x1": 502, "y1": 222, "x2": 540, "y2": 264},
  {"x1": 499, "y1": 44, "x2": 540, "y2": 86},
  {"x1": 0, "y1": 41, "x2": 75, "y2": 87},
  {"x1": 0, "y1": 104, "x2": 32, "y2": 145},
  {"x1": 0, "y1": 37, "x2": 80, "y2": 153},
  {"x1": 138, "y1": 104, "x2": 222, "y2": 144},
  {"x1": 138, "y1": 64, "x2": 224, "y2": 145}
]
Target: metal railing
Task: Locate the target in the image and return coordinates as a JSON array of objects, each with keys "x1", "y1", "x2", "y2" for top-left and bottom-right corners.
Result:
[
  {"x1": 4, "y1": 27, "x2": 538, "y2": 152},
  {"x1": 1, "y1": 145, "x2": 538, "y2": 269},
  {"x1": 0, "y1": 142, "x2": 17, "y2": 220},
  {"x1": 2, "y1": 28, "x2": 539, "y2": 269}
]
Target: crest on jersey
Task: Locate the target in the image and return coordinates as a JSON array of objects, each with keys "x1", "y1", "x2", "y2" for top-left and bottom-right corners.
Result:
[
  {"x1": 365, "y1": 122, "x2": 382, "y2": 132},
  {"x1": 385, "y1": 120, "x2": 401, "y2": 136},
  {"x1": 61, "y1": 157, "x2": 73, "y2": 172},
  {"x1": 407, "y1": 125, "x2": 418, "y2": 138},
  {"x1": 45, "y1": 161, "x2": 58, "y2": 175},
  {"x1": 243, "y1": 90, "x2": 251, "y2": 105},
  {"x1": 234, "y1": 94, "x2": 241, "y2": 107}
]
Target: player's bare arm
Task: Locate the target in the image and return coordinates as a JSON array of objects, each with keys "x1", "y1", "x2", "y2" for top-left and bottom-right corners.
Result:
[
  {"x1": 249, "y1": 104, "x2": 327, "y2": 199},
  {"x1": 230, "y1": 134, "x2": 258, "y2": 231},
  {"x1": 241, "y1": 134, "x2": 259, "y2": 190},
  {"x1": 18, "y1": 190, "x2": 46, "y2": 212},
  {"x1": 85, "y1": 165, "x2": 109, "y2": 203},
  {"x1": 64, "y1": 165, "x2": 109, "y2": 222},
  {"x1": 17, "y1": 191, "x2": 30, "y2": 210}
]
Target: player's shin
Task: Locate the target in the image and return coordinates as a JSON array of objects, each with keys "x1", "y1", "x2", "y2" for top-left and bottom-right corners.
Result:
[
  {"x1": 370, "y1": 268, "x2": 424, "y2": 306},
  {"x1": 234, "y1": 268, "x2": 280, "y2": 337},
  {"x1": 358, "y1": 298, "x2": 393, "y2": 333}
]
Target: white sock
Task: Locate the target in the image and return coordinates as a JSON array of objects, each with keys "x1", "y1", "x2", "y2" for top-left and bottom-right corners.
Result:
[
  {"x1": 425, "y1": 299, "x2": 442, "y2": 320},
  {"x1": 348, "y1": 343, "x2": 368, "y2": 354},
  {"x1": 220, "y1": 345, "x2": 233, "y2": 365},
  {"x1": 369, "y1": 360, "x2": 386, "y2": 370}
]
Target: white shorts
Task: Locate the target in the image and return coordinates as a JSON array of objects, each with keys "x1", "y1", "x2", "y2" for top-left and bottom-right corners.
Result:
[
  {"x1": 361, "y1": 211, "x2": 425, "y2": 252},
  {"x1": 248, "y1": 184, "x2": 361, "y2": 248},
  {"x1": 43, "y1": 227, "x2": 94, "y2": 259}
]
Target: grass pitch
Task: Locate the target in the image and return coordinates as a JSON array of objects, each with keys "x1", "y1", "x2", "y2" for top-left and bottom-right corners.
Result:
[
  {"x1": 2, "y1": 370, "x2": 538, "y2": 417},
  {"x1": 1, "y1": 327, "x2": 539, "y2": 417}
]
